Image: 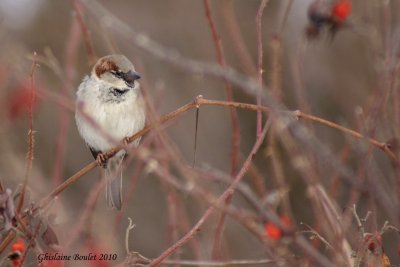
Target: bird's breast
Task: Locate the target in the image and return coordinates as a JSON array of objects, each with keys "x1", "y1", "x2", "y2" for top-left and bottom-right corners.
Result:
[{"x1": 76, "y1": 90, "x2": 145, "y2": 152}]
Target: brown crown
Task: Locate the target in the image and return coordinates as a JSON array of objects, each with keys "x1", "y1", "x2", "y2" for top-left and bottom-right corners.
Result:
[{"x1": 94, "y1": 58, "x2": 118, "y2": 77}]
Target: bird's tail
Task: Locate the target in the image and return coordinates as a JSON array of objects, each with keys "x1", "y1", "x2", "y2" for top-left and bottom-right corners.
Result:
[{"x1": 105, "y1": 153, "x2": 124, "y2": 210}]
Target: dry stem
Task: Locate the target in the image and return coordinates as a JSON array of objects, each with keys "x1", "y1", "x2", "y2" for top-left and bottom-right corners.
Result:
[{"x1": 17, "y1": 53, "x2": 38, "y2": 213}]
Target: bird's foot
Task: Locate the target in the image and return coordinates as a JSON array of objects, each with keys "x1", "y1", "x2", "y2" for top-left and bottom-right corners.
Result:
[
  {"x1": 123, "y1": 137, "x2": 130, "y2": 146},
  {"x1": 96, "y1": 153, "x2": 108, "y2": 168}
]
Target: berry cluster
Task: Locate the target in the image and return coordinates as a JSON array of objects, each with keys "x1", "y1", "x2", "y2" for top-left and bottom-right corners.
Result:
[{"x1": 306, "y1": 0, "x2": 352, "y2": 39}]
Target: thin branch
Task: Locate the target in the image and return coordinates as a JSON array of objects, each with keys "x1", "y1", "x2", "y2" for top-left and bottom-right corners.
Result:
[
  {"x1": 148, "y1": 119, "x2": 271, "y2": 266},
  {"x1": 17, "y1": 52, "x2": 38, "y2": 213},
  {"x1": 125, "y1": 217, "x2": 135, "y2": 255},
  {"x1": 300, "y1": 222, "x2": 334, "y2": 250},
  {"x1": 279, "y1": 0, "x2": 294, "y2": 34},
  {"x1": 255, "y1": 0, "x2": 269, "y2": 138},
  {"x1": 352, "y1": 204, "x2": 368, "y2": 238},
  {"x1": 0, "y1": 229, "x2": 16, "y2": 254},
  {"x1": 148, "y1": 198, "x2": 214, "y2": 267},
  {"x1": 160, "y1": 258, "x2": 284, "y2": 266},
  {"x1": 211, "y1": 190, "x2": 233, "y2": 260},
  {"x1": 71, "y1": 0, "x2": 97, "y2": 65},
  {"x1": 294, "y1": 236, "x2": 336, "y2": 267},
  {"x1": 203, "y1": 0, "x2": 240, "y2": 176},
  {"x1": 64, "y1": 178, "x2": 106, "y2": 249},
  {"x1": 294, "y1": 111, "x2": 396, "y2": 160},
  {"x1": 51, "y1": 16, "x2": 81, "y2": 187},
  {"x1": 159, "y1": 158, "x2": 181, "y2": 263},
  {"x1": 82, "y1": 1, "x2": 398, "y2": 187},
  {"x1": 36, "y1": 161, "x2": 98, "y2": 211},
  {"x1": 219, "y1": 0, "x2": 257, "y2": 76},
  {"x1": 18, "y1": 219, "x2": 42, "y2": 267},
  {"x1": 33, "y1": 97, "x2": 396, "y2": 213}
]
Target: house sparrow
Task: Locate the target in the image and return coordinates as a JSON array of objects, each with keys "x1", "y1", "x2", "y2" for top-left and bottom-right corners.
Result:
[{"x1": 75, "y1": 55, "x2": 145, "y2": 210}]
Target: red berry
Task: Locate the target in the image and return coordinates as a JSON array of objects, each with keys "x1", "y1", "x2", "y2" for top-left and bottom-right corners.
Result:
[
  {"x1": 264, "y1": 214, "x2": 293, "y2": 240},
  {"x1": 11, "y1": 240, "x2": 26, "y2": 253},
  {"x1": 264, "y1": 222, "x2": 282, "y2": 240},
  {"x1": 331, "y1": 0, "x2": 352, "y2": 22}
]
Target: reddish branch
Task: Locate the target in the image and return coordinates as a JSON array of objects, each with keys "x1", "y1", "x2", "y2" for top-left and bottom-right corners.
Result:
[
  {"x1": 203, "y1": 0, "x2": 240, "y2": 176},
  {"x1": 255, "y1": 0, "x2": 269, "y2": 138},
  {"x1": 18, "y1": 219, "x2": 42, "y2": 267},
  {"x1": 160, "y1": 258, "x2": 284, "y2": 266},
  {"x1": 10, "y1": 95, "x2": 394, "y2": 266},
  {"x1": 34, "y1": 96, "x2": 396, "y2": 213},
  {"x1": 149, "y1": 119, "x2": 271, "y2": 266},
  {"x1": 211, "y1": 190, "x2": 233, "y2": 260},
  {"x1": 203, "y1": 1, "x2": 243, "y2": 259},
  {"x1": 219, "y1": 0, "x2": 257, "y2": 76},
  {"x1": 52, "y1": 17, "x2": 81, "y2": 187},
  {"x1": 65, "y1": 178, "x2": 106, "y2": 249},
  {"x1": 14, "y1": 95, "x2": 395, "y2": 265},
  {"x1": 71, "y1": 0, "x2": 97, "y2": 65},
  {"x1": 17, "y1": 53, "x2": 38, "y2": 213}
]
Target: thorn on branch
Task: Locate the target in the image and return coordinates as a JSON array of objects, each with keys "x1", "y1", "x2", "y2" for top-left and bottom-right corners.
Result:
[
  {"x1": 195, "y1": 95, "x2": 204, "y2": 108},
  {"x1": 293, "y1": 110, "x2": 301, "y2": 120}
]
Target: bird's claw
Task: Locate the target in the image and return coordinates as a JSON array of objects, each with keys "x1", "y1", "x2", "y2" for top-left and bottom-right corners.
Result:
[
  {"x1": 123, "y1": 137, "x2": 130, "y2": 146},
  {"x1": 96, "y1": 153, "x2": 107, "y2": 168}
]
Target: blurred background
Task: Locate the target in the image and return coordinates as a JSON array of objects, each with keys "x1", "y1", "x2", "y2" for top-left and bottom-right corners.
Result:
[{"x1": 1, "y1": 0, "x2": 400, "y2": 266}]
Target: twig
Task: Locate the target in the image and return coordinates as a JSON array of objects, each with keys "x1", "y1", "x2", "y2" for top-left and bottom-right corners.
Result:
[
  {"x1": 278, "y1": 0, "x2": 294, "y2": 34},
  {"x1": 82, "y1": 0, "x2": 400, "y2": 188},
  {"x1": 300, "y1": 222, "x2": 334, "y2": 250},
  {"x1": 211, "y1": 190, "x2": 233, "y2": 260},
  {"x1": 148, "y1": 200, "x2": 214, "y2": 267},
  {"x1": 71, "y1": 0, "x2": 97, "y2": 65},
  {"x1": 352, "y1": 206, "x2": 375, "y2": 267},
  {"x1": 82, "y1": 1, "x2": 399, "y2": 200},
  {"x1": 34, "y1": 97, "x2": 396, "y2": 213},
  {"x1": 159, "y1": 157, "x2": 181, "y2": 264},
  {"x1": 51, "y1": 16, "x2": 81, "y2": 187},
  {"x1": 219, "y1": 0, "x2": 257, "y2": 76},
  {"x1": 0, "y1": 229, "x2": 16, "y2": 254},
  {"x1": 294, "y1": 236, "x2": 336, "y2": 267},
  {"x1": 125, "y1": 217, "x2": 135, "y2": 254},
  {"x1": 36, "y1": 161, "x2": 98, "y2": 211},
  {"x1": 133, "y1": 143, "x2": 334, "y2": 266},
  {"x1": 352, "y1": 204, "x2": 368, "y2": 238},
  {"x1": 203, "y1": 0, "x2": 240, "y2": 176},
  {"x1": 17, "y1": 52, "x2": 38, "y2": 213},
  {"x1": 255, "y1": 0, "x2": 269, "y2": 138},
  {"x1": 160, "y1": 258, "x2": 284, "y2": 266},
  {"x1": 64, "y1": 178, "x2": 106, "y2": 249},
  {"x1": 18, "y1": 219, "x2": 42, "y2": 267},
  {"x1": 125, "y1": 255, "x2": 282, "y2": 267},
  {"x1": 148, "y1": 119, "x2": 271, "y2": 266},
  {"x1": 294, "y1": 111, "x2": 396, "y2": 160}
]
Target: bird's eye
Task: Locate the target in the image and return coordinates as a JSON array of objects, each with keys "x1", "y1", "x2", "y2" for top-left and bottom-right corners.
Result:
[{"x1": 111, "y1": 69, "x2": 123, "y2": 78}]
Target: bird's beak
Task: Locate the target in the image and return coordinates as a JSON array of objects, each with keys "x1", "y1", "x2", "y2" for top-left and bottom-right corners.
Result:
[{"x1": 123, "y1": 70, "x2": 141, "y2": 87}]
